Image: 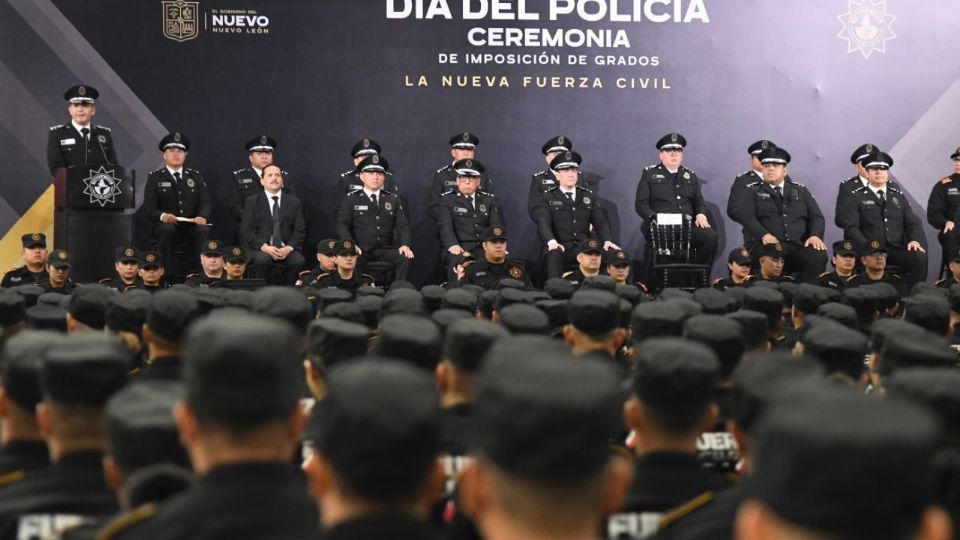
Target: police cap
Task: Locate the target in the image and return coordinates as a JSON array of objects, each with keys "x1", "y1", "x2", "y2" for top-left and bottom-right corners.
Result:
[
  {"x1": 757, "y1": 242, "x2": 786, "y2": 259},
  {"x1": 868, "y1": 318, "x2": 927, "y2": 354},
  {"x1": 245, "y1": 135, "x2": 276, "y2": 153},
  {"x1": 480, "y1": 225, "x2": 507, "y2": 242},
  {"x1": 200, "y1": 240, "x2": 224, "y2": 256},
  {"x1": 841, "y1": 287, "x2": 880, "y2": 319},
  {"x1": 453, "y1": 159, "x2": 485, "y2": 177},
  {"x1": 333, "y1": 240, "x2": 357, "y2": 257},
  {"x1": 630, "y1": 301, "x2": 687, "y2": 343},
  {"x1": 224, "y1": 245, "x2": 246, "y2": 263},
  {"x1": 877, "y1": 331, "x2": 956, "y2": 377},
  {"x1": 493, "y1": 288, "x2": 526, "y2": 311},
  {"x1": 726, "y1": 309, "x2": 770, "y2": 350},
  {"x1": 728, "y1": 246, "x2": 751, "y2": 266},
  {"x1": 251, "y1": 286, "x2": 314, "y2": 334},
  {"x1": 632, "y1": 337, "x2": 719, "y2": 428},
  {"x1": 159, "y1": 132, "x2": 190, "y2": 152},
  {"x1": 105, "y1": 292, "x2": 150, "y2": 334},
  {"x1": 747, "y1": 140, "x2": 776, "y2": 155},
  {"x1": 858, "y1": 238, "x2": 887, "y2": 256},
  {"x1": 1, "y1": 331, "x2": 65, "y2": 411},
  {"x1": 0, "y1": 292, "x2": 26, "y2": 327},
  {"x1": 114, "y1": 246, "x2": 139, "y2": 264},
  {"x1": 656, "y1": 132, "x2": 686, "y2": 151},
  {"x1": 315, "y1": 359, "x2": 441, "y2": 500},
  {"x1": 730, "y1": 351, "x2": 823, "y2": 434},
  {"x1": 441, "y1": 288, "x2": 478, "y2": 313},
  {"x1": 376, "y1": 314, "x2": 442, "y2": 372},
  {"x1": 322, "y1": 302, "x2": 365, "y2": 326},
  {"x1": 420, "y1": 285, "x2": 444, "y2": 313},
  {"x1": 692, "y1": 288, "x2": 739, "y2": 315},
  {"x1": 603, "y1": 248, "x2": 630, "y2": 267},
  {"x1": 316, "y1": 239, "x2": 338, "y2": 256},
  {"x1": 26, "y1": 304, "x2": 66, "y2": 332},
  {"x1": 885, "y1": 368, "x2": 960, "y2": 448},
  {"x1": 305, "y1": 318, "x2": 369, "y2": 372},
  {"x1": 107, "y1": 381, "x2": 188, "y2": 474},
  {"x1": 793, "y1": 284, "x2": 838, "y2": 315},
  {"x1": 431, "y1": 309, "x2": 473, "y2": 331},
  {"x1": 21, "y1": 233, "x2": 46, "y2": 249},
  {"x1": 757, "y1": 146, "x2": 791, "y2": 165},
  {"x1": 682, "y1": 315, "x2": 745, "y2": 378},
  {"x1": 576, "y1": 238, "x2": 603, "y2": 255},
  {"x1": 381, "y1": 289, "x2": 426, "y2": 317},
  {"x1": 356, "y1": 295, "x2": 382, "y2": 329},
  {"x1": 951, "y1": 145, "x2": 960, "y2": 160},
  {"x1": 549, "y1": 150, "x2": 582, "y2": 171},
  {"x1": 567, "y1": 290, "x2": 620, "y2": 335},
  {"x1": 615, "y1": 284, "x2": 645, "y2": 306},
  {"x1": 41, "y1": 333, "x2": 129, "y2": 406},
  {"x1": 862, "y1": 150, "x2": 894, "y2": 169},
  {"x1": 751, "y1": 390, "x2": 937, "y2": 540},
  {"x1": 138, "y1": 251, "x2": 163, "y2": 269},
  {"x1": 444, "y1": 318, "x2": 508, "y2": 373},
  {"x1": 800, "y1": 322, "x2": 869, "y2": 380},
  {"x1": 497, "y1": 304, "x2": 550, "y2": 335},
  {"x1": 832, "y1": 240, "x2": 857, "y2": 257},
  {"x1": 350, "y1": 138, "x2": 381, "y2": 158},
  {"x1": 903, "y1": 294, "x2": 951, "y2": 335},
  {"x1": 449, "y1": 132, "x2": 479, "y2": 149},
  {"x1": 355, "y1": 154, "x2": 389, "y2": 174},
  {"x1": 474, "y1": 348, "x2": 620, "y2": 482},
  {"x1": 64, "y1": 84, "x2": 98, "y2": 104},
  {"x1": 534, "y1": 299, "x2": 568, "y2": 332},
  {"x1": 580, "y1": 275, "x2": 616, "y2": 293},
  {"x1": 543, "y1": 278, "x2": 575, "y2": 300},
  {"x1": 742, "y1": 287, "x2": 785, "y2": 327},
  {"x1": 146, "y1": 290, "x2": 199, "y2": 343},
  {"x1": 37, "y1": 292, "x2": 64, "y2": 308},
  {"x1": 850, "y1": 143, "x2": 878, "y2": 164},
  {"x1": 541, "y1": 135, "x2": 573, "y2": 155},
  {"x1": 814, "y1": 302, "x2": 858, "y2": 329},
  {"x1": 68, "y1": 284, "x2": 115, "y2": 329},
  {"x1": 316, "y1": 288, "x2": 352, "y2": 312},
  {"x1": 47, "y1": 249, "x2": 70, "y2": 268}
]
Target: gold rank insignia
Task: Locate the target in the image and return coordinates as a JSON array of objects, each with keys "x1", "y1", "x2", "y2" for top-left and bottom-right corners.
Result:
[
  {"x1": 57, "y1": 252, "x2": 67, "y2": 260},
  {"x1": 344, "y1": 241, "x2": 353, "y2": 250},
  {"x1": 740, "y1": 248, "x2": 750, "y2": 258},
  {"x1": 493, "y1": 227, "x2": 503, "y2": 237},
  {"x1": 843, "y1": 241, "x2": 853, "y2": 250},
  {"x1": 870, "y1": 240, "x2": 881, "y2": 249},
  {"x1": 589, "y1": 239, "x2": 599, "y2": 248},
  {"x1": 146, "y1": 253, "x2": 157, "y2": 263},
  {"x1": 509, "y1": 266, "x2": 522, "y2": 279},
  {"x1": 124, "y1": 248, "x2": 135, "y2": 257},
  {"x1": 207, "y1": 241, "x2": 218, "y2": 250},
  {"x1": 31, "y1": 233, "x2": 41, "y2": 241},
  {"x1": 232, "y1": 247, "x2": 242, "y2": 256},
  {"x1": 617, "y1": 251, "x2": 626, "y2": 260},
  {"x1": 774, "y1": 243, "x2": 784, "y2": 252},
  {"x1": 942, "y1": 177, "x2": 951, "y2": 184}
]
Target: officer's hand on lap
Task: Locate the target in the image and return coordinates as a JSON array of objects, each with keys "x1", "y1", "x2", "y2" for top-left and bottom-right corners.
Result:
[
  {"x1": 547, "y1": 240, "x2": 564, "y2": 252},
  {"x1": 161, "y1": 213, "x2": 178, "y2": 224},
  {"x1": 945, "y1": 221, "x2": 955, "y2": 233},
  {"x1": 695, "y1": 213, "x2": 711, "y2": 228},
  {"x1": 448, "y1": 245, "x2": 463, "y2": 255},
  {"x1": 603, "y1": 241, "x2": 621, "y2": 251},
  {"x1": 399, "y1": 245, "x2": 414, "y2": 258},
  {"x1": 907, "y1": 241, "x2": 925, "y2": 253},
  {"x1": 805, "y1": 236, "x2": 826, "y2": 250},
  {"x1": 762, "y1": 234, "x2": 780, "y2": 245},
  {"x1": 194, "y1": 216, "x2": 208, "y2": 225}
]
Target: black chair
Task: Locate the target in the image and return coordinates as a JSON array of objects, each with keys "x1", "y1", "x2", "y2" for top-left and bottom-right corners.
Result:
[
  {"x1": 364, "y1": 261, "x2": 396, "y2": 288},
  {"x1": 647, "y1": 219, "x2": 709, "y2": 293}
]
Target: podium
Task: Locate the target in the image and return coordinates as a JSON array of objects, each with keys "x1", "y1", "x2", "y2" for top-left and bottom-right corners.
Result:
[{"x1": 54, "y1": 165, "x2": 135, "y2": 283}]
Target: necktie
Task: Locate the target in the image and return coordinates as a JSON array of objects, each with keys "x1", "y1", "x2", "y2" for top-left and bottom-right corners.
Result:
[
  {"x1": 774, "y1": 186, "x2": 783, "y2": 200},
  {"x1": 173, "y1": 171, "x2": 181, "y2": 184},
  {"x1": 81, "y1": 128, "x2": 89, "y2": 163},
  {"x1": 370, "y1": 193, "x2": 378, "y2": 208},
  {"x1": 469, "y1": 196, "x2": 475, "y2": 210},
  {"x1": 271, "y1": 196, "x2": 282, "y2": 247},
  {"x1": 565, "y1": 191, "x2": 574, "y2": 203},
  {"x1": 877, "y1": 189, "x2": 886, "y2": 204}
]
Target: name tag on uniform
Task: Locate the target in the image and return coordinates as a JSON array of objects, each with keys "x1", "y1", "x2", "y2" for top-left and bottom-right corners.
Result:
[
  {"x1": 445, "y1": 180, "x2": 457, "y2": 186},
  {"x1": 549, "y1": 200, "x2": 564, "y2": 206},
  {"x1": 757, "y1": 192, "x2": 771, "y2": 200},
  {"x1": 453, "y1": 207, "x2": 468, "y2": 214},
  {"x1": 60, "y1": 138, "x2": 76, "y2": 145},
  {"x1": 652, "y1": 174, "x2": 665, "y2": 179},
  {"x1": 475, "y1": 271, "x2": 487, "y2": 277},
  {"x1": 158, "y1": 182, "x2": 172, "y2": 188},
  {"x1": 354, "y1": 205, "x2": 368, "y2": 211},
  {"x1": 541, "y1": 179, "x2": 555, "y2": 184},
  {"x1": 948, "y1": 188, "x2": 959, "y2": 195},
  {"x1": 239, "y1": 178, "x2": 253, "y2": 184},
  {"x1": 862, "y1": 199, "x2": 875, "y2": 206},
  {"x1": 350, "y1": 184, "x2": 362, "y2": 190}
]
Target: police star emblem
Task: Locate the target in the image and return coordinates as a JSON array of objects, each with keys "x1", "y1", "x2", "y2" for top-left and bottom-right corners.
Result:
[
  {"x1": 162, "y1": 0, "x2": 200, "y2": 43},
  {"x1": 81, "y1": 166, "x2": 123, "y2": 207},
  {"x1": 509, "y1": 266, "x2": 522, "y2": 279},
  {"x1": 837, "y1": 0, "x2": 896, "y2": 59}
]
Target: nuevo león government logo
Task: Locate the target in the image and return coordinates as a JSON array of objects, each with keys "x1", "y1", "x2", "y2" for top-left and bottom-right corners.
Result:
[
  {"x1": 837, "y1": 0, "x2": 896, "y2": 59},
  {"x1": 163, "y1": 0, "x2": 200, "y2": 42},
  {"x1": 82, "y1": 166, "x2": 123, "y2": 207}
]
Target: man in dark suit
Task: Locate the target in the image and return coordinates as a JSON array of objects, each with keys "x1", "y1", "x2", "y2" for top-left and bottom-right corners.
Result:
[
  {"x1": 142, "y1": 132, "x2": 211, "y2": 275},
  {"x1": 240, "y1": 163, "x2": 306, "y2": 284}
]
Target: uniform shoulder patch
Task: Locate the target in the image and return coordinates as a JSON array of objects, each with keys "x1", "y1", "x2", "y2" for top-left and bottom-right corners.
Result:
[
  {"x1": 436, "y1": 165, "x2": 452, "y2": 173},
  {"x1": 98, "y1": 277, "x2": 111, "y2": 284},
  {"x1": 49, "y1": 124, "x2": 64, "y2": 131},
  {"x1": 659, "y1": 491, "x2": 715, "y2": 529},
  {"x1": 297, "y1": 270, "x2": 312, "y2": 277},
  {"x1": 97, "y1": 503, "x2": 159, "y2": 540},
  {"x1": 644, "y1": 164, "x2": 658, "y2": 170},
  {"x1": 233, "y1": 168, "x2": 247, "y2": 175},
  {"x1": 851, "y1": 186, "x2": 868, "y2": 193},
  {"x1": 346, "y1": 189, "x2": 363, "y2": 196},
  {"x1": 95, "y1": 125, "x2": 111, "y2": 131},
  {"x1": 745, "y1": 181, "x2": 762, "y2": 188},
  {"x1": 0, "y1": 470, "x2": 25, "y2": 487},
  {"x1": 440, "y1": 190, "x2": 455, "y2": 197},
  {"x1": 683, "y1": 167, "x2": 697, "y2": 176},
  {"x1": 942, "y1": 177, "x2": 952, "y2": 185},
  {"x1": 819, "y1": 272, "x2": 832, "y2": 278},
  {"x1": 317, "y1": 272, "x2": 331, "y2": 278},
  {"x1": 477, "y1": 190, "x2": 492, "y2": 197},
  {"x1": 339, "y1": 169, "x2": 355, "y2": 178},
  {"x1": 149, "y1": 167, "x2": 164, "y2": 175},
  {"x1": 6, "y1": 266, "x2": 19, "y2": 273},
  {"x1": 545, "y1": 186, "x2": 560, "y2": 193},
  {"x1": 533, "y1": 170, "x2": 548, "y2": 177},
  {"x1": 185, "y1": 167, "x2": 200, "y2": 174},
  {"x1": 561, "y1": 271, "x2": 574, "y2": 278},
  {"x1": 846, "y1": 274, "x2": 859, "y2": 282}
]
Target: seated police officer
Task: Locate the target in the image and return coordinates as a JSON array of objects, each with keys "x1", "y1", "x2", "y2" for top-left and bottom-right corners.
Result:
[
  {"x1": 746, "y1": 243, "x2": 794, "y2": 284},
  {"x1": 296, "y1": 239, "x2": 340, "y2": 287},
  {"x1": 818, "y1": 240, "x2": 857, "y2": 289},
  {"x1": 98, "y1": 246, "x2": 141, "y2": 291},
  {"x1": 460, "y1": 226, "x2": 531, "y2": 290},
  {"x1": 185, "y1": 240, "x2": 226, "y2": 287},
  {"x1": 46, "y1": 84, "x2": 118, "y2": 177},
  {"x1": 2, "y1": 234, "x2": 49, "y2": 288},
  {"x1": 713, "y1": 247, "x2": 752, "y2": 289},
  {"x1": 143, "y1": 132, "x2": 212, "y2": 276},
  {"x1": 337, "y1": 155, "x2": 413, "y2": 283},
  {"x1": 737, "y1": 146, "x2": 827, "y2": 284},
  {"x1": 727, "y1": 140, "x2": 778, "y2": 224},
  {"x1": 635, "y1": 133, "x2": 717, "y2": 266},
  {"x1": 563, "y1": 239, "x2": 605, "y2": 287},
  {"x1": 335, "y1": 138, "x2": 397, "y2": 216},
  {"x1": 240, "y1": 162, "x2": 307, "y2": 284},
  {"x1": 36, "y1": 250, "x2": 75, "y2": 294},
  {"x1": 835, "y1": 143, "x2": 878, "y2": 226},
  {"x1": 133, "y1": 251, "x2": 166, "y2": 292},
  {"x1": 926, "y1": 145, "x2": 960, "y2": 260},
  {"x1": 604, "y1": 248, "x2": 636, "y2": 287},
  {"x1": 439, "y1": 158, "x2": 503, "y2": 283},
  {"x1": 223, "y1": 246, "x2": 248, "y2": 280},
  {"x1": 313, "y1": 240, "x2": 374, "y2": 292},
  {"x1": 227, "y1": 135, "x2": 291, "y2": 228},
  {"x1": 533, "y1": 151, "x2": 617, "y2": 279},
  {"x1": 937, "y1": 248, "x2": 960, "y2": 288},
  {"x1": 838, "y1": 150, "x2": 927, "y2": 285},
  {"x1": 528, "y1": 135, "x2": 582, "y2": 221},
  {"x1": 845, "y1": 239, "x2": 906, "y2": 288},
  {"x1": 428, "y1": 132, "x2": 495, "y2": 222}
]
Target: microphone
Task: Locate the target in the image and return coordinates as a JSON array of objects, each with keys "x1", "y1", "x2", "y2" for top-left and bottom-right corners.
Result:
[{"x1": 95, "y1": 129, "x2": 112, "y2": 165}]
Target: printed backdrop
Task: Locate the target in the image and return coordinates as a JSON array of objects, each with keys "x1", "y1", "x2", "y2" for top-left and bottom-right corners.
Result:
[{"x1": 2, "y1": 0, "x2": 959, "y2": 281}]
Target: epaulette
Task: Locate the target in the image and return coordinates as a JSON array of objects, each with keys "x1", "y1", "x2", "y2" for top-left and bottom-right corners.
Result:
[
  {"x1": 745, "y1": 181, "x2": 762, "y2": 188},
  {"x1": 533, "y1": 170, "x2": 548, "y2": 176},
  {"x1": 712, "y1": 278, "x2": 725, "y2": 286},
  {"x1": 782, "y1": 275, "x2": 796, "y2": 282},
  {"x1": 0, "y1": 470, "x2": 25, "y2": 487},
  {"x1": 644, "y1": 164, "x2": 659, "y2": 170},
  {"x1": 682, "y1": 166, "x2": 697, "y2": 176},
  {"x1": 476, "y1": 190, "x2": 492, "y2": 197},
  {"x1": 440, "y1": 190, "x2": 455, "y2": 197},
  {"x1": 576, "y1": 185, "x2": 594, "y2": 193},
  {"x1": 776, "y1": 334, "x2": 787, "y2": 342},
  {"x1": 185, "y1": 167, "x2": 200, "y2": 174},
  {"x1": 888, "y1": 184, "x2": 902, "y2": 193},
  {"x1": 658, "y1": 491, "x2": 715, "y2": 529},
  {"x1": 436, "y1": 165, "x2": 452, "y2": 173},
  {"x1": 97, "y1": 503, "x2": 158, "y2": 540},
  {"x1": 787, "y1": 179, "x2": 806, "y2": 187},
  {"x1": 95, "y1": 125, "x2": 111, "y2": 131},
  {"x1": 233, "y1": 168, "x2": 247, "y2": 175},
  {"x1": 6, "y1": 266, "x2": 19, "y2": 273},
  {"x1": 936, "y1": 279, "x2": 947, "y2": 286},
  {"x1": 819, "y1": 272, "x2": 832, "y2": 278},
  {"x1": 510, "y1": 260, "x2": 526, "y2": 268},
  {"x1": 846, "y1": 274, "x2": 859, "y2": 282},
  {"x1": 149, "y1": 167, "x2": 164, "y2": 174},
  {"x1": 381, "y1": 188, "x2": 398, "y2": 197},
  {"x1": 122, "y1": 285, "x2": 138, "y2": 292},
  {"x1": 635, "y1": 282, "x2": 650, "y2": 293},
  {"x1": 561, "y1": 271, "x2": 574, "y2": 278},
  {"x1": 185, "y1": 273, "x2": 197, "y2": 279},
  {"x1": 724, "y1": 472, "x2": 742, "y2": 484},
  {"x1": 851, "y1": 185, "x2": 868, "y2": 193},
  {"x1": 942, "y1": 177, "x2": 952, "y2": 185},
  {"x1": 339, "y1": 169, "x2": 356, "y2": 178},
  {"x1": 98, "y1": 277, "x2": 111, "y2": 284},
  {"x1": 743, "y1": 275, "x2": 755, "y2": 282},
  {"x1": 362, "y1": 274, "x2": 375, "y2": 281},
  {"x1": 545, "y1": 186, "x2": 560, "y2": 192},
  {"x1": 128, "y1": 367, "x2": 141, "y2": 376},
  {"x1": 346, "y1": 188, "x2": 363, "y2": 196},
  {"x1": 49, "y1": 124, "x2": 64, "y2": 131},
  {"x1": 297, "y1": 270, "x2": 312, "y2": 277},
  {"x1": 890, "y1": 273, "x2": 903, "y2": 279},
  {"x1": 316, "y1": 272, "x2": 331, "y2": 279}
]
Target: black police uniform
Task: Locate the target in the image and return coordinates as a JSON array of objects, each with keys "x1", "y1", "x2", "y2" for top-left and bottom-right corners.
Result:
[
  {"x1": 184, "y1": 272, "x2": 224, "y2": 288},
  {"x1": 428, "y1": 166, "x2": 494, "y2": 223},
  {"x1": 98, "y1": 276, "x2": 141, "y2": 292},
  {"x1": 35, "y1": 278, "x2": 75, "y2": 295},
  {"x1": 834, "y1": 143, "x2": 880, "y2": 227},
  {"x1": 336, "y1": 169, "x2": 397, "y2": 214},
  {"x1": 47, "y1": 124, "x2": 118, "y2": 176},
  {"x1": 635, "y1": 163, "x2": 716, "y2": 265},
  {"x1": 562, "y1": 268, "x2": 599, "y2": 288},
  {"x1": 460, "y1": 257, "x2": 531, "y2": 290},
  {"x1": 439, "y1": 191, "x2": 503, "y2": 254},
  {"x1": 607, "y1": 452, "x2": 734, "y2": 540},
  {"x1": 126, "y1": 283, "x2": 166, "y2": 294},
  {"x1": 711, "y1": 277, "x2": 749, "y2": 290},
  {"x1": 727, "y1": 169, "x2": 764, "y2": 224},
  {"x1": 845, "y1": 271, "x2": 905, "y2": 289},
  {"x1": 926, "y1": 172, "x2": 960, "y2": 255},
  {"x1": 1, "y1": 267, "x2": 47, "y2": 288},
  {"x1": 143, "y1": 163, "x2": 212, "y2": 275},
  {"x1": 137, "y1": 356, "x2": 182, "y2": 381},
  {"x1": 0, "y1": 441, "x2": 49, "y2": 481},
  {"x1": 838, "y1": 184, "x2": 927, "y2": 284},
  {"x1": 314, "y1": 271, "x2": 375, "y2": 292},
  {"x1": 533, "y1": 181, "x2": 611, "y2": 279},
  {"x1": 737, "y1": 178, "x2": 827, "y2": 283},
  {"x1": 818, "y1": 271, "x2": 851, "y2": 289},
  {"x1": 336, "y1": 187, "x2": 412, "y2": 283}
]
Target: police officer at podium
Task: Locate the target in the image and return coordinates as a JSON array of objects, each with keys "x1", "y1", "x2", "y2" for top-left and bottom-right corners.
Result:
[
  {"x1": 143, "y1": 132, "x2": 212, "y2": 275},
  {"x1": 46, "y1": 84, "x2": 118, "y2": 176},
  {"x1": 2, "y1": 234, "x2": 48, "y2": 288},
  {"x1": 227, "y1": 135, "x2": 291, "y2": 226},
  {"x1": 635, "y1": 133, "x2": 717, "y2": 265}
]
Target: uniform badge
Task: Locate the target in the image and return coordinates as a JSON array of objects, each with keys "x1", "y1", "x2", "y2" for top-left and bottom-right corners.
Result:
[
  {"x1": 465, "y1": 159, "x2": 472, "y2": 167},
  {"x1": 670, "y1": 133, "x2": 678, "y2": 142},
  {"x1": 843, "y1": 241, "x2": 853, "y2": 250},
  {"x1": 493, "y1": 227, "x2": 503, "y2": 237},
  {"x1": 384, "y1": 201, "x2": 393, "y2": 211},
  {"x1": 582, "y1": 197, "x2": 591, "y2": 204},
  {"x1": 32, "y1": 234, "x2": 41, "y2": 241},
  {"x1": 232, "y1": 247, "x2": 242, "y2": 256},
  {"x1": 186, "y1": 178, "x2": 195, "y2": 188},
  {"x1": 372, "y1": 155, "x2": 380, "y2": 164},
  {"x1": 260, "y1": 135, "x2": 268, "y2": 144},
  {"x1": 740, "y1": 248, "x2": 750, "y2": 258},
  {"x1": 478, "y1": 204, "x2": 487, "y2": 213},
  {"x1": 57, "y1": 251, "x2": 67, "y2": 261},
  {"x1": 617, "y1": 251, "x2": 626, "y2": 260},
  {"x1": 761, "y1": 140, "x2": 769, "y2": 150},
  {"x1": 774, "y1": 243, "x2": 784, "y2": 252},
  {"x1": 870, "y1": 240, "x2": 881, "y2": 249},
  {"x1": 124, "y1": 248, "x2": 135, "y2": 258},
  {"x1": 866, "y1": 144, "x2": 874, "y2": 153},
  {"x1": 683, "y1": 172, "x2": 691, "y2": 180},
  {"x1": 208, "y1": 241, "x2": 218, "y2": 250},
  {"x1": 462, "y1": 133, "x2": 470, "y2": 142},
  {"x1": 344, "y1": 241, "x2": 353, "y2": 250},
  {"x1": 362, "y1": 139, "x2": 370, "y2": 148},
  {"x1": 97, "y1": 134, "x2": 107, "y2": 144},
  {"x1": 565, "y1": 151, "x2": 573, "y2": 160},
  {"x1": 558, "y1": 136, "x2": 565, "y2": 145},
  {"x1": 78, "y1": 86, "x2": 86, "y2": 96},
  {"x1": 328, "y1": 241, "x2": 336, "y2": 250},
  {"x1": 174, "y1": 132, "x2": 182, "y2": 142},
  {"x1": 891, "y1": 197, "x2": 900, "y2": 206},
  {"x1": 589, "y1": 239, "x2": 599, "y2": 248},
  {"x1": 509, "y1": 266, "x2": 522, "y2": 279},
  {"x1": 145, "y1": 253, "x2": 157, "y2": 263}
]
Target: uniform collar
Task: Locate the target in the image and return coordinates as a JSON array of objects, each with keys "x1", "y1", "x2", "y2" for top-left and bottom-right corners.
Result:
[
  {"x1": 166, "y1": 166, "x2": 184, "y2": 176},
  {"x1": 363, "y1": 188, "x2": 381, "y2": 198},
  {"x1": 71, "y1": 120, "x2": 91, "y2": 132}
]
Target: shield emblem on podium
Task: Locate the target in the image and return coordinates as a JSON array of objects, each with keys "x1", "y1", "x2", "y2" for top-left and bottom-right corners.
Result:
[{"x1": 163, "y1": 0, "x2": 199, "y2": 43}]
